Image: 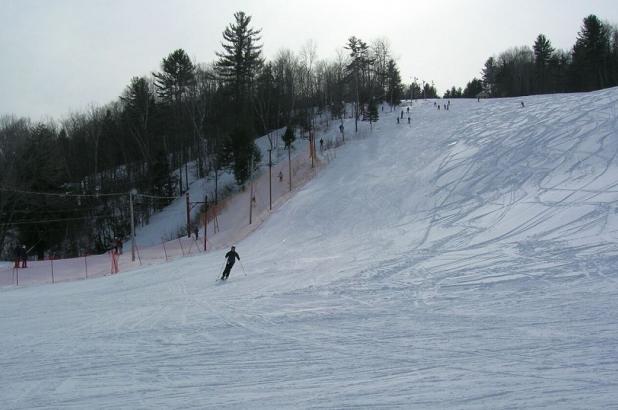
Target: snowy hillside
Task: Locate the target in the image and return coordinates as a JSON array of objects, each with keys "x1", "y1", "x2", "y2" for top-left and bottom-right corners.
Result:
[
  {"x1": 2, "y1": 89, "x2": 618, "y2": 408},
  {"x1": 133, "y1": 127, "x2": 304, "y2": 247}
]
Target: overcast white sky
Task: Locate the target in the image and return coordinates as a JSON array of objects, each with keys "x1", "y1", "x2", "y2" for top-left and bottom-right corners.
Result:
[{"x1": 1, "y1": 0, "x2": 617, "y2": 121}]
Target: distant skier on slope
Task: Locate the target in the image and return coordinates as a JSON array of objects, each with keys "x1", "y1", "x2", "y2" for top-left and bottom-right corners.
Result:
[
  {"x1": 114, "y1": 237, "x2": 123, "y2": 255},
  {"x1": 20, "y1": 245, "x2": 27, "y2": 268},
  {"x1": 13, "y1": 244, "x2": 21, "y2": 268},
  {"x1": 220, "y1": 246, "x2": 240, "y2": 280}
]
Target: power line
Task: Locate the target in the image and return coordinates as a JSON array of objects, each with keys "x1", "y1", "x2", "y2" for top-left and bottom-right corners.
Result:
[
  {"x1": 1, "y1": 206, "x2": 129, "y2": 215},
  {"x1": 0, "y1": 214, "x2": 121, "y2": 226},
  {"x1": 0, "y1": 186, "x2": 184, "y2": 201},
  {"x1": 1, "y1": 207, "x2": 188, "y2": 226},
  {"x1": 0, "y1": 186, "x2": 128, "y2": 198},
  {"x1": 136, "y1": 193, "x2": 182, "y2": 200}
]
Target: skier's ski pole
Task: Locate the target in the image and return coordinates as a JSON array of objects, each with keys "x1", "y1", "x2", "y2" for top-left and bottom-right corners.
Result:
[
  {"x1": 239, "y1": 260, "x2": 247, "y2": 276},
  {"x1": 217, "y1": 260, "x2": 225, "y2": 281}
]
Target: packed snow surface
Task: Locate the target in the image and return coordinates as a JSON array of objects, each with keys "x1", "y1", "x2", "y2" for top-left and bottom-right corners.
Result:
[{"x1": 2, "y1": 89, "x2": 618, "y2": 408}]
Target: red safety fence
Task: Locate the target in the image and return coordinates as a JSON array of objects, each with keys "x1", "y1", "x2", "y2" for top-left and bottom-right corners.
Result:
[
  {"x1": 0, "y1": 236, "x2": 207, "y2": 288},
  {"x1": 0, "y1": 134, "x2": 350, "y2": 289}
]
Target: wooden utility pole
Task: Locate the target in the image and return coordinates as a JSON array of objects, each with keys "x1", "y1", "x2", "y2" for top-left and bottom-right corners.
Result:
[
  {"x1": 268, "y1": 148, "x2": 272, "y2": 210},
  {"x1": 179, "y1": 151, "x2": 183, "y2": 195},
  {"x1": 214, "y1": 132, "x2": 219, "y2": 206},
  {"x1": 213, "y1": 204, "x2": 219, "y2": 233},
  {"x1": 313, "y1": 133, "x2": 318, "y2": 162},
  {"x1": 249, "y1": 157, "x2": 254, "y2": 224},
  {"x1": 185, "y1": 192, "x2": 191, "y2": 238},
  {"x1": 309, "y1": 132, "x2": 312, "y2": 168},
  {"x1": 288, "y1": 145, "x2": 292, "y2": 192},
  {"x1": 130, "y1": 190, "x2": 136, "y2": 262},
  {"x1": 185, "y1": 161, "x2": 189, "y2": 194},
  {"x1": 354, "y1": 71, "x2": 359, "y2": 133},
  {"x1": 204, "y1": 195, "x2": 208, "y2": 252}
]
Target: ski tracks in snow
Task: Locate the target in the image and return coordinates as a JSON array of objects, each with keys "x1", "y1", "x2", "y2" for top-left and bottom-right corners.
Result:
[{"x1": 3, "y1": 90, "x2": 618, "y2": 408}]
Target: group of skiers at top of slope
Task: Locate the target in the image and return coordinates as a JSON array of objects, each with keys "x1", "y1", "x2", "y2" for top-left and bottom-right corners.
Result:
[
  {"x1": 396, "y1": 101, "x2": 455, "y2": 116},
  {"x1": 433, "y1": 101, "x2": 451, "y2": 111},
  {"x1": 396, "y1": 105, "x2": 414, "y2": 125}
]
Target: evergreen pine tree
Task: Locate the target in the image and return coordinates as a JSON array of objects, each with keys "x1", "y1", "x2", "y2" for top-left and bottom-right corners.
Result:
[
  {"x1": 282, "y1": 125, "x2": 295, "y2": 149},
  {"x1": 463, "y1": 78, "x2": 483, "y2": 98},
  {"x1": 345, "y1": 36, "x2": 371, "y2": 133},
  {"x1": 153, "y1": 49, "x2": 196, "y2": 194},
  {"x1": 386, "y1": 59, "x2": 403, "y2": 106},
  {"x1": 153, "y1": 49, "x2": 195, "y2": 104},
  {"x1": 224, "y1": 126, "x2": 261, "y2": 185},
  {"x1": 533, "y1": 34, "x2": 555, "y2": 93},
  {"x1": 572, "y1": 15, "x2": 611, "y2": 91},
  {"x1": 482, "y1": 57, "x2": 497, "y2": 96},
  {"x1": 215, "y1": 11, "x2": 263, "y2": 116},
  {"x1": 120, "y1": 77, "x2": 155, "y2": 165}
]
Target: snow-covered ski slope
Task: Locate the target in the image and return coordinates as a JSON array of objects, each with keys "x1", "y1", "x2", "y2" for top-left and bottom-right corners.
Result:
[{"x1": 2, "y1": 89, "x2": 618, "y2": 408}]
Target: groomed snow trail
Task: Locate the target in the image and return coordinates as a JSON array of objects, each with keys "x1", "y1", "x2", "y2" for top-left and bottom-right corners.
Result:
[{"x1": 2, "y1": 89, "x2": 618, "y2": 408}]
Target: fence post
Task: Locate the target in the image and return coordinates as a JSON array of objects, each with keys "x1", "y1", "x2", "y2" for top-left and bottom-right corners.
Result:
[
  {"x1": 110, "y1": 251, "x2": 119, "y2": 274},
  {"x1": 187, "y1": 238, "x2": 195, "y2": 255},
  {"x1": 84, "y1": 254, "x2": 88, "y2": 279},
  {"x1": 178, "y1": 238, "x2": 185, "y2": 256},
  {"x1": 162, "y1": 241, "x2": 168, "y2": 262},
  {"x1": 135, "y1": 244, "x2": 142, "y2": 266},
  {"x1": 51, "y1": 255, "x2": 55, "y2": 284}
]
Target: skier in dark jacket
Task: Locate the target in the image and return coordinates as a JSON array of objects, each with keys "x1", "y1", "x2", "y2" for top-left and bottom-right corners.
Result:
[
  {"x1": 20, "y1": 245, "x2": 27, "y2": 268},
  {"x1": 13, "y1": 245, "x2": 21, "y2": 268},
  {"x1": 221, "y1": 246, "x2": 240, "y2": 280}
]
